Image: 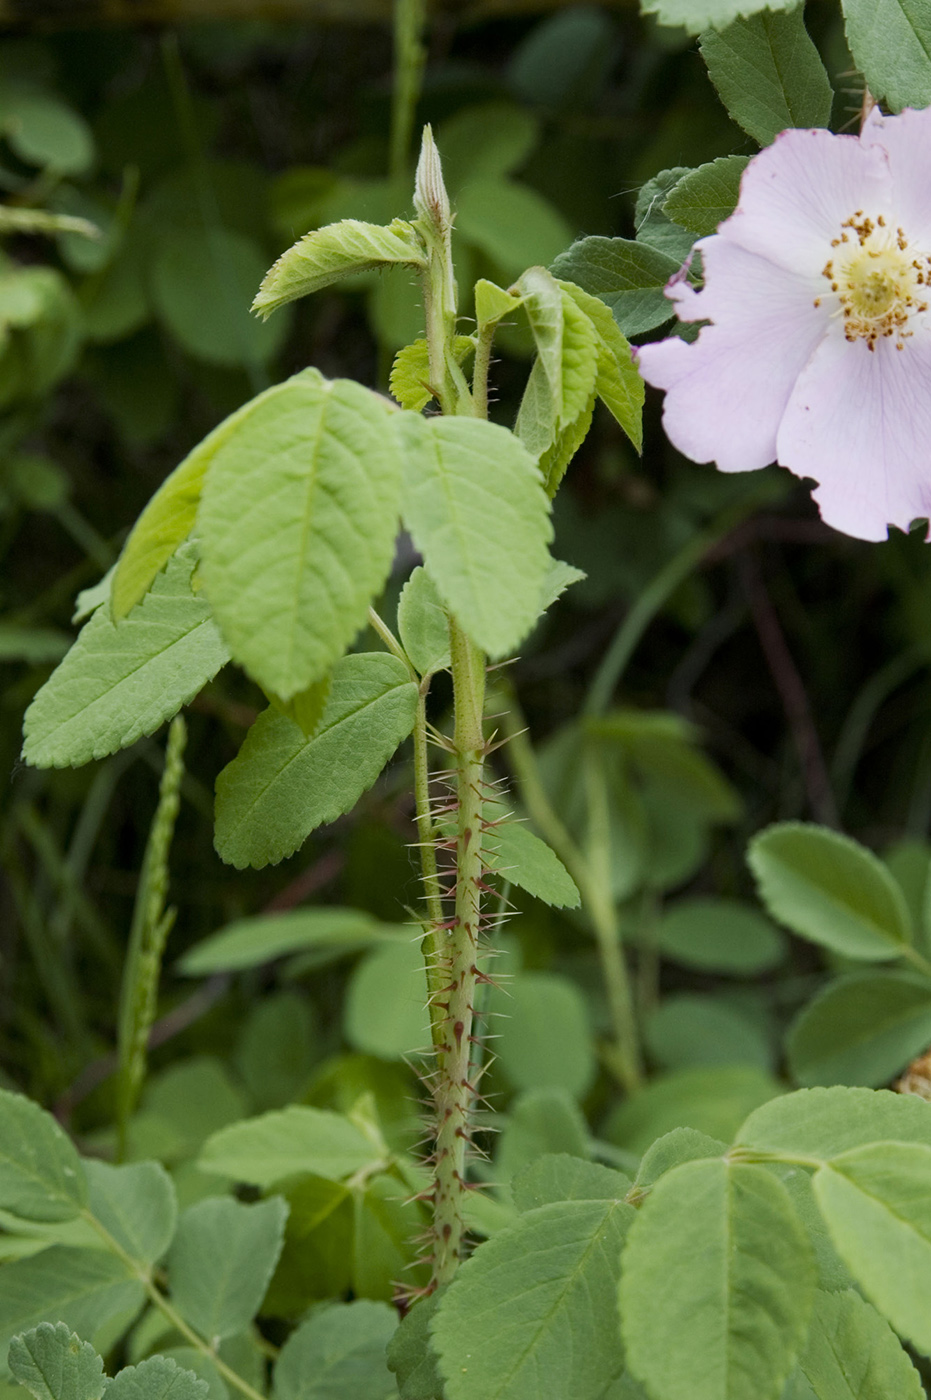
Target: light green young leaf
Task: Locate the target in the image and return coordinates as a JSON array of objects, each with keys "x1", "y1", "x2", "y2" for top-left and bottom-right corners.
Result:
[
  {"x1": 787, "y1": 971, "x2": 931, "y2": 1088},
  {"x1": 253, "y1": 219, "x2": 425, "y2": 318},
  {"x1": 398, "y1": 413, "x2": 552, "y2": 658},
  {"x1": 455, "y1": 180, "x2": 574, "y2": 280},
  {"x1": 620, "y1": 1159, "x2": 815, "y2": 1400},
  {"x1": 23, "y1": 545, "x2": 228, "y2": 770},
  {"x1": 431, "y1": 1198, "x2": 633, "y2": 1400},
  {"x1": 83, "y1": 1160, "x2": 177, "y2": 1268},
  {"x1": 699, "y1": 9, "x2": 833, "y2": 147},
  {"x1": 813, "y1": 1141, "x2": 931, "y2": 1354},
  {"x1": 214, "y1": 652, "x2": 418, "y2": 869},
  {"x1": 397, "y1": 565, "x2": 450, "y2": 675},
  {"x1": 0, "y1": 1247, "x2": 143, "y2": 1372},
  {"x1": 73, "y1": 567, "x2": 114, "y2": 624},
  {"x1": 516, "y1": 266, "x2": 564, "y2": 412},
  {"x1": 485, "y1": 820, "x2": 580, "y2": 908},
  {"x1": 559, "y1": 281, "x2": 644, "y2": 451},
  {"x1": 536, "y1": 394, "x2": 595, "y2": 499},
  {"x1": 797, "y1": 1288, "x2": 924, "y2": 1400},
  {"x1": 0, "y1": 1090, "x2": 86, "y2": 1224},
  {"x1": 8, "y1": 1324, "x2": 105, "y2": 1400},
  {"x1": 273, "y1": 1300, "x2": 397, "y2": 1400},
  {"x1": 515, "y1": 278, "x2": 598, "y2": 473},
  {"x1": 664, "y1": 157, "x2": 750, "y2": 237},
  {"x1": 199, "y1": 1104, "x2": 380, "y2": 1187},
  {"x1": 494, "y1": 973, "x2": 594, "y2": 1098},
  {"x1": 389, "y1": 336, "x2": 475, "y2": 413},
  {"x1": 734, "y1": 1085, "x2": 931, "y2": 1159},
  {"x1": 550, "y1": 236, "x2": 681, "y2": 338},
  {"x1": 167, "y1": 1196, "x2": 288, "y2": 1341},
  {"x1": 642, "y1": 0, "x2": 795, "y2": 34},
  {"x1": 265, "y1": 673, "x2": 331, "y2": 740},
  {"x1": 842, "y1": 0, "x2": 931, "y2": 112},
  {"x1": 198, "y1": 373, "x2": 402, "y2": 700},
  {"x1": 512, "y1": 1155, "x2": 631, "y2": 1212},
  {"x1": 112, "y1": 372, "x2": 322, "y2": 622},
  {"x1": 539, "y1": 558, "x2": 586, "y2": 612},
  {"x1": 106, "y1": 1358, "x2": 208, "y2": 1400},
  {"x1": 747, "y1": 822, "x2": 914, "y2": 960},
  {"x1": 178, "y1": 907, "x2": 398, "y2": 976},
  {"x1": 474, "y1": 278, "x2": 522, "y2": 330}
]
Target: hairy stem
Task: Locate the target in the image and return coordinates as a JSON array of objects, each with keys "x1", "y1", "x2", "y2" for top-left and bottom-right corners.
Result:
[{"x1": 413, "y1": 682, "x2": 449, "y2": 1053}]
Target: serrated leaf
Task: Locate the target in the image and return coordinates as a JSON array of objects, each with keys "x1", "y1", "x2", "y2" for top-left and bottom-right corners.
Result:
[
  {"x1": 559, "y1": 281, "x2": 644, "y2": 452},
  {"x1": 485, "y1": 820, "x2": 579, "y2": 908},
  {"x1": 632, "y1": 1128, "x2": 727, "y2": 1198},
  {"x1": 734, "y1": 1085, "x2": 931, "y2": 1159},
  {"x1": 397, "y1": 414, "x2": 552, "y2": 658},
  {"x1": 265, "y1": 672, "x2": 331, "y2": 739},
  {"x1": 787, "y1": 971, "x2": 931, "y2": 1088},
  {"x1": 0, "y1": 1090, "x2": 85, "y2": 1224},
  {"x1": 387, "y1": 1292, "x2": 444, "y2": 1400},
  {"x1": 273, "y1": 1299, "x2": 397, "y2": 1400},
  {"x1": 214, "y1": 652, "x2": 418, "y2": 869},
  {"x1": 431, "y1": 1199, "x2": 633, "y2": 1400},
  {"x1": 664, "y1": 157, "x2": 750, "y2": 237},
  {"x1": 167, "y1": 1197, "x2": 288, "y2": 1340},
  {"x1": 199, "y1": 1104, "x2": 380, "y2": 1187},
  {"x1": 83, "y1": 1160, "x2": 176, "y2": 1267},
  {"x1": 474, "y1": 278, "x2": 522, "y2": 330},
  {"x1": 539, "y1": 557, "x2": 585, "y2": 612},
  {"x1": 620, "y1": 1159, "x2": 816, "y2": 1400},
  {"x1": 747, "y1": 823, "x2": 914, "y2": 961},
  {"x1": 699, "y1": 9, "x2": 833, "y2": 147},
  {"x1": 537, "y1": 392, "x2": 595, "y2": 498},
  {"x1": 550, "y1": 237, "x2": 682, "y2": 338},
  {"x1": 511, "y1": 1154, "x2": 631, "y2": 1211},
  {"x1": 8, "y1": 1324, "x2": 105, "y2": 1400},
  {"x1": 516, "y1": 266, "x2": 564, "y2": 412},
  {"x1": 397, "y1": 566, "x2": 450, "y2": 676},
  {"x1": 106, "y1": 1359, "x2": 208, "y2": 1400},
  {"x1": 198, "y1": 373, "x2": 402, "y2": 700},
  {"x1": 23, "y1": 543, "x2": 228, "y2": 770},
  {"x1": 813, "y1": 1142, "x2": 931, "y2": 1354},
  {"x1": 642, "y1": 0, "x2": 796, "y2": 34},
  {"x1": 253, "y1": 219, "x2": 425, "y2": 318},
  {"x1": 0, "y1": 1248, "x2": 143, "y2": 1371},
  {"x1": 797, "y1": 1288, "x2": 924, "y2": 1400},
  {"x1": 842, "y1": 0, "x2": 931, "y2": 113},
  {"x1": 178, "y1": 907, "x2": 397, "y2": 976},
  {"x1": 112, "y1": 373, "x2": 319, "y2": 621},
  {"x1": 389, "y1": 337, "x2": 474, "y2": 412}
]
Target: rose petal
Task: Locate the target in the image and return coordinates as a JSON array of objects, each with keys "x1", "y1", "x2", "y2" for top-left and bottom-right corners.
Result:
[
  {"x1": 860, "y1": 105, "x2": 931, "y2": 248},
  {"x1": 638, "y1": 240, "x2": 827, "y2": 473},
  {"x1": 719, "y1": 128, "x2": 891, "y2": 278},
  {"x1": 777, "y1": 325, "x2": 931, "y2": 541}
]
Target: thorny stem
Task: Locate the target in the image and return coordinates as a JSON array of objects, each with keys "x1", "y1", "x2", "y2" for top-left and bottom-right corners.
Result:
[
  {"x1": 471, "y1": 321, "x2": 495, "y2": 420},
  {"x1": 414, "y1": 682, "x2": 449, "y2": 1052}
]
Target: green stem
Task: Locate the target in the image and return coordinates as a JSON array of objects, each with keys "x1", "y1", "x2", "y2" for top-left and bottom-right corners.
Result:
[
  {"x1": 471, "y1": 322, "x2": 495, "y2": 420},
  {"x1": 413, "y1": 681, "x2": 449, "y2": 1053}
]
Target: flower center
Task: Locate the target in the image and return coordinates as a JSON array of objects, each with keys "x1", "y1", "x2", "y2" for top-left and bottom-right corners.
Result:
[{"x1": 816, "y1": 212, "x2": 931, "y2": 351}]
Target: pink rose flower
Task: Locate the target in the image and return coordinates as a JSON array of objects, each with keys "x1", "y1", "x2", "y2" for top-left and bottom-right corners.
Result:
[{"x1": 637, "y1": 107, "x2": 931, "y2": 542}]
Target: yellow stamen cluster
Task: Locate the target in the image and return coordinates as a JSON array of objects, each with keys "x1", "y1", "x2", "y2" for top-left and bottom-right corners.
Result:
[{"x1": 813, "y1": 211, "x2": 931, "y2": 351}]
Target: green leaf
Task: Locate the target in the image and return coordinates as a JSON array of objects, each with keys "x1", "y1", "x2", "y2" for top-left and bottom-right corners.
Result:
[
  {"x1": 389, "y1": 337, "x2": 475, "y2": 413},
  {"x1": 493, "y1": 973, "x2": 594, "y2": 1098},
  {"x1": 734, "y1": 1085, "x2": 931, "y2": 1159},
  {"x1": 152, "y1": 228, "x2": 289, "y2": 368},
  {"x1": 0, "y1": 627, "x2": 69, "y2": 664},
  {"x1": 485, "y1": 820, "x2": 579, "y2": 908},
  {"x1": 559, "y1": 282, "x2": 644, "y2": 453},
  {"x1": 497, "y1": 1088, "x2": 589, "y2": 1185},
  {"x1": 166, "y1": 1196, "x2": 288, "y2": 1340},
  {"x1": 620, "y1": 1159, "x2": 816, "y2": 1400},
  {"x1": 431, "y1": 1199, "x2": 633, "y2": 1400},
  {"x1": 398, "y1": 413, "x2": 552, "y2": 658},
  {"x1": 606, "y1": 1066, "x2": 782, "y2": 1156},
  {"x1": 198, "y1": 372, "x2": 402, "y2": 700},
  {"x1": 516, "y1": 286, "x2": 599, "y2": 484},
  {"x1": 631, "y1": 1128, "x2": 727, "y2": 1198},
  {"x1": 511, "y1": 1155, "x2": 631, "y2": 1212},
  {"x1": 0, "y1": 1090, "x2": 85, "y2": 1224},
  {"x1": 397, "y1": 566, "x2": 450, "y2": 676},
  {"x1": 454, "y1": 180, "x2": 574, "y2": 280},
  {"x1": 550, "y1": 237, "x2": 682, "y2": 337},
  {"x1": 813, "y1": 1141, "x2": 931, "y2": 1353},
  {"x1": 699, "y1": 9, "x2": 833, "y2": 147},
  {"x1": 664, "y1": 157, "x2": 749, "y2": 237},
  {"x1": 265, "y1": 673, "x2": 331, "y2": 740},
  {"x1": 273, "y1": 1300, "x2": 397, "y2": 1400},
  {"x1": 253, "y1": 219, "x2": 425, "y2": 318},
  {"x1": 22, "y1": 543, "x2": 229, "y2": 770},
  {"x1": 842, "y1": 0, "x2": 931, "y2": 113},
  {"x1": 235, "y1": 991, "x2": 319, "y2": 1111},
  {"x1": 0, "y1": 1247, "x2": 143, "y2": 1372},
  {"x1": 644, "y1": 995, "x2": 772, "y2": 1072},
  {"x1": 796, "y1": 1288, "x2": 924, "y2": 1400},
  {"x1": 107, "y1": 1358, "x2": 209, "y2": 1400},
  {"x1": 634, "y1": 168, "x2": 695, "y2": 262},
  {"x1": 0, "y1": 86, "x2": 93, "y2": 175},
  {"x1": 787, "y1": 971, "x2": 931, "y2": 1088},
  {"x1": 436, "y1": 102, "x2": 539, "y2": 192},
  {"x1": 747, "y1": 823, "x2": 913, "y2": 961},
  {"x1": 178, "y1": 907, "x2": 398, "y2": 976},
  {"x1": 387, "y1": 1292, "x2": 444, "y2": 1400},
  {"x1": 345, "y1": 938, "x2": 430, "y2": 1060},
  {"x1": 641, "y1": 0, "x2": 796, "y2": 34},
  {"x1": 515, "y1": 266, "x2": 564, "y2": 419},
  {"x1": 83, "y1": 1160, "x2": 176, "y2": 1268},
  {"x1": 656, "y1": 897, "x2": 786, "y2": 975},
  {"x1": 214, "y1": 652, "x2": 417, "y2": 868},
  {"x1": 198, "y1": 1105, "x2": 380, "y2": 1187},
  {"x1": 7, "y1": 1324, "x2": 105, "y2": 1400},
  {"x1": 474, "y1": 278, "x2": 522, "y2": 331},
  {"x1": 539, "y1": 558, "x2": 586, "y2": 612}
]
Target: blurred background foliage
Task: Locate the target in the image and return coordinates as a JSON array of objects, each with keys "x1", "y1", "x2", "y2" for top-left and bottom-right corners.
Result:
[{"x1": 2, "y1": 0, "x2": 931, "y2": 1249}]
